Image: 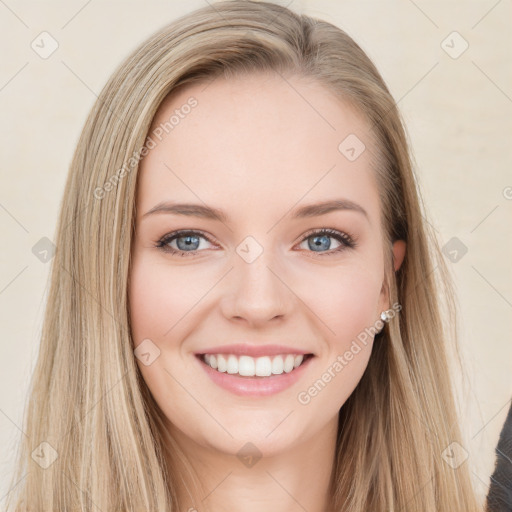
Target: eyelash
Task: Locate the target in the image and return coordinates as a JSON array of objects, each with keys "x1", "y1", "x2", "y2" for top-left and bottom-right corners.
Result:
[{"x1": 155, "y1": 228, "x2": 358, "y2": 257}]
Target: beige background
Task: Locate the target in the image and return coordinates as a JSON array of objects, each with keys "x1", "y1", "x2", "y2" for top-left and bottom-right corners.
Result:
[{"x1": 0, "y1": 0, "x2": 511, "y2": 507}]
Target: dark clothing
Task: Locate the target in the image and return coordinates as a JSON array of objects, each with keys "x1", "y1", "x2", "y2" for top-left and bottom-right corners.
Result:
[{"x1": 486, "y1": 399, "x2": 512, "y2": 511}]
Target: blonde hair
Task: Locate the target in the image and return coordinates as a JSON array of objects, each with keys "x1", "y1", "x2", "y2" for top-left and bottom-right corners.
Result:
[{"x1": 6, "y1": 1, "x2": 482, "y2": 510}]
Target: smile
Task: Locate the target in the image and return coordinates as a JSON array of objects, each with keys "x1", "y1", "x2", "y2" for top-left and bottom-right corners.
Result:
[{"x1": 201, "y1": 353, "x2": 311, "y2": 377}]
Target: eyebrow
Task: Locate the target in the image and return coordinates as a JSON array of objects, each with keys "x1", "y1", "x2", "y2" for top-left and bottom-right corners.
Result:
[{"x1": 142, "y1": 199, "x2": 369, "y2": 223}]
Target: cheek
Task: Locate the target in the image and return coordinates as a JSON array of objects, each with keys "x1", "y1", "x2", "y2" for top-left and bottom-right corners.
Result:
[
  {"x1": 128, "y1": 253, "x2": 209, "y2": 346},
  {"x1": 129, "y1": 259, "x2": 168, "y2": 345},
  {"x1": 128, "y1": 254, "x2": 205, "y2": 422},
  {"x1": 299, "y1": 261, "x2": 383, "y2": 346},
  {"x1": 295, "y1": 267, "x2": 381, "y2": 413}
]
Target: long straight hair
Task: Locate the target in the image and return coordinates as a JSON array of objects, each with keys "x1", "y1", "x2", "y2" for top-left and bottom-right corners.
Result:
[{"x1": 6, "y1": 1, "x2": 482, "y2": 510}]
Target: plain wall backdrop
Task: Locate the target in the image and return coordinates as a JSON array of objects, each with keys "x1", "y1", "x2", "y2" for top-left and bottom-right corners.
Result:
[{"x1": 1, "y1": 0, "x2": 511, "y2": 507}]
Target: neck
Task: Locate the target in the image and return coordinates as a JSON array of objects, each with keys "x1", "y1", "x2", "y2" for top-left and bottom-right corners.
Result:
[{"x1": 162, "y1": 416, "x2": 338, "y2": 512}]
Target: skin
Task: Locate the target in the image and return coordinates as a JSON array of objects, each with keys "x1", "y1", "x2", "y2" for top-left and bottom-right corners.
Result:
[{"x1": 129, "y1": 71, "x2": 406, "y2": 512}]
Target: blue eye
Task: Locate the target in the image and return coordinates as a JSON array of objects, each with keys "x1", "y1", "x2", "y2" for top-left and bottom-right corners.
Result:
[
  {"x1": 298, "y1": 228, "x2": 357, "y2": 256},
  {"x1": 156, "y1": 230, "x2": 215, "y2": 256},
  {"x1": 155, "y1": 228, "x2": 357, "y2": 257}
]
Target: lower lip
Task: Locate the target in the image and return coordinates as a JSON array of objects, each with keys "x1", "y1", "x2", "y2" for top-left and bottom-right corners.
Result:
[{"x1": 195, "y1": 354, "x2": 314, "y2": 397}]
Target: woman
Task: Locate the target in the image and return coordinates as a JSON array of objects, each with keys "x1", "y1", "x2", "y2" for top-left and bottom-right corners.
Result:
[{"x1": 6, "y1": 1, "x2": 483, "y2": 510}]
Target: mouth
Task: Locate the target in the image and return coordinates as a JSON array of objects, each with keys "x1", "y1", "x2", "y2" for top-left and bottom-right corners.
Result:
[{"x1": 196, "y1": 352, "x2": 315, "y2": 378}]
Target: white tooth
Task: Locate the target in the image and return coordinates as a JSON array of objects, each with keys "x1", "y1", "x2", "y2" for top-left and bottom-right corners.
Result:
[
  {"x1": 238, "y1": 355, "x2": 255, "y2": 376},
  {"x1": 255, "y1": 356, "x2": 272, "y2": 377},
  {"x1": 227, "y1": 354, "x2": 238, "y2": 374},
  {"x1": 284, "y1": 354, "x2": 295, "y2": 373},
  {"x1": 217, "y1": 354, "x2": 227, "y2": 372},
  {"x1": 207, "y1": 353, "x2": 303, "y2": 376},
  {"x1": 271, "y1": 355, "x2": 284, "y2": 375}
]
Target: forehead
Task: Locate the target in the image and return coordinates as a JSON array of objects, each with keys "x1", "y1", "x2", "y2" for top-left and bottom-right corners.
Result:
[{"x1": 137, "y1": 72, "x2": 381, "y2": 226}]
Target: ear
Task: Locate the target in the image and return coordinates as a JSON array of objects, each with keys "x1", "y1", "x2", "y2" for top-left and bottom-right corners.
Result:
[
  {"x1": 377, "y1": 240, "x2": 406, "y2": 325},
  {"x1": 392, "y1": 240, "x2": 406, "y2": 271}
]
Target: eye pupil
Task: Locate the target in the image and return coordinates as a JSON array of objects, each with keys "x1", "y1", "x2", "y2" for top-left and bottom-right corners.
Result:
[
  {"x1": 309, "y1": 235, "x2": 331, "y2": 252},
  {"x1": 177, "y1": 235, "x2": 200, "y2": 251}
]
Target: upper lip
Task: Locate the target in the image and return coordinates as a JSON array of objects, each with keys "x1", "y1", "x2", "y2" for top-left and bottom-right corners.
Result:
[{"x1": 195, "y1": 343, "x2": 313, "y2": 357}]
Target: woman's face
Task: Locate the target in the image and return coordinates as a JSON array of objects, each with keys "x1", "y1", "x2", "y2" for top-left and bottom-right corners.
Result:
[{"x1": 129, "y1": 72, "x2": 404, "y2": 457}]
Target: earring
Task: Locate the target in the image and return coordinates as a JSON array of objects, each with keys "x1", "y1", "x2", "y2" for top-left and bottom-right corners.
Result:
[
  {"x1": 380, "y1": 309, "x2": 393, "y2": 323},
  {"x1": 376, "y1": 308, "x2": 394, "y2": 335}
]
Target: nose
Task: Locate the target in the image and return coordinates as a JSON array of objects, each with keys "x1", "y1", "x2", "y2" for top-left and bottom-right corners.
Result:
[{"x1": 220, "y1": 249, "x2": 292, "y2": 327}]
